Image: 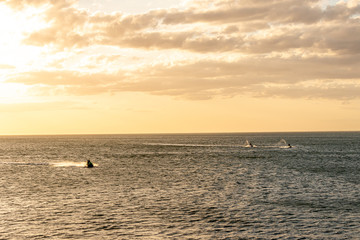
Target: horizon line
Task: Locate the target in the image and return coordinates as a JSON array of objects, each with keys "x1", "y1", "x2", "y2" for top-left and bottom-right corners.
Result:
[{"x1": 0, "y1": 130, "x2": 359, "y2": 137}]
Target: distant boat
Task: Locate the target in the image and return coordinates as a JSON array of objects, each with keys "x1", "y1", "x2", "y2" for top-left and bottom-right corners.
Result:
[{"x1": 86, "y1": 160, "x2": 94, "y2": 168}]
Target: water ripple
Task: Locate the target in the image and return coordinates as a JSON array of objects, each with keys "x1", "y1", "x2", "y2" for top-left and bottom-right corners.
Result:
[{"x1": 0, "y1": 133, "x2": 359, "y2": 239}]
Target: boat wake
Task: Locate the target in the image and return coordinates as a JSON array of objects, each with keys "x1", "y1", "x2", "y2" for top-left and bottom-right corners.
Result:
[
  {"x1": 51, "y1": 161, "x2": 88, "y2": 167},
  {"x1": 244, "y1": 140, "x2": 256, "y2": 148},
  {"x1": 143, "y1": 143, "x2": 241, "y2": 147},
  {"x1": 0, "y1": 162, "x2": 49, "y2": 166},
  {"x1": 242, "y1": 139, "x2": 294, "y2": 149},
  {"x1": 0, "y1": 161, "x2": 97, "y2": 167}
]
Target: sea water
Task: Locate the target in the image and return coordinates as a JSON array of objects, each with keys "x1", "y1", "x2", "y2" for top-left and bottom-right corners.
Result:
[{"x1": 0, "y1": 132, "x2": 359, "y2": 239}]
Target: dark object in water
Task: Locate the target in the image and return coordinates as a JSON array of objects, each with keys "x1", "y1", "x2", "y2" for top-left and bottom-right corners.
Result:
[{"x1": 86, "y1": 160, "x2": 94, "y2": 168}]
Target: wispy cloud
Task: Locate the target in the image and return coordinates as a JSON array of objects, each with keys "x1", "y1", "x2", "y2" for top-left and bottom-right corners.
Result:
[
  {"x1": 0, "y1": 100, "x2": 88, "y2": 112},
  {"x1": 7, "y1": 54, "x2": 360, "y2": 100}
]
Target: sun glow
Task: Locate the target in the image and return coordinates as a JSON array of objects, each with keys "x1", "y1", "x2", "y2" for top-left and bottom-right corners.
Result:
[
  {"x1": 0, "y1": 4, "x2": 47, "y2": 68},
  {"x1": 0, "y1": 3, "x2": 47, "y2": 104},
  {"x1": 0, "y1": 83, "x2": 29, "y2": 103}
]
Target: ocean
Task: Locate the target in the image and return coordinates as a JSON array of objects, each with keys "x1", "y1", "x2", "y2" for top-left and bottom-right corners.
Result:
[{"x1": 0, "y1": 132, "x2": 359, "y2": 239}]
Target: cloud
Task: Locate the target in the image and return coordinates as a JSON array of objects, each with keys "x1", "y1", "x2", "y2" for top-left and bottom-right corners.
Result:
[
  {"x1": 256, "y1": 82, "x2": 360, "y2": 100},
  {"x1": 162, "y1": 1, "x2": 324, "y2": 25},
  {"x1": 0, "y1": 64, "x2": 15, "y2": 69},
  {"x1": 0, "y1": 0, "x2": 75, "y2": 10},
  {"x1": 21, "y1": 1, "x2": 91, "y2": 48},
  {"x1": 7, "y1": 54, "x2": 360, "y2": 100},
  {"x1": 11, "y1": 0, "x2": 359, "y2": 54},
  {"x1": 2, "y1": 0, "x2": 360, "y2": 101}
]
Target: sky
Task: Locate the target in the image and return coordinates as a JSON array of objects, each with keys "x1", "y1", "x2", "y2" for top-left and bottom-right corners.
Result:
[{"x1": 0, "y1": 0, "x2": 359, "y2": 135}]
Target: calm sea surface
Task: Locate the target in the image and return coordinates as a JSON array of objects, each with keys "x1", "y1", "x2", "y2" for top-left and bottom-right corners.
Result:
[{"x1": 0, "y1": 132, "x2": 359, "y2": 239}]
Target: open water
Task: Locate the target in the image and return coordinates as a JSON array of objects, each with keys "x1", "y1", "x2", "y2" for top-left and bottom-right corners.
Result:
[{"x1": 0, "y1": 132, "x2": 359, "y2": 239}]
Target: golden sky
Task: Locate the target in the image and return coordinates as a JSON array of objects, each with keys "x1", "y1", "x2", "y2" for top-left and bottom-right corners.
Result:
[{"x1": 0, "y1": 0, "x2": 359, "y2": 134}]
